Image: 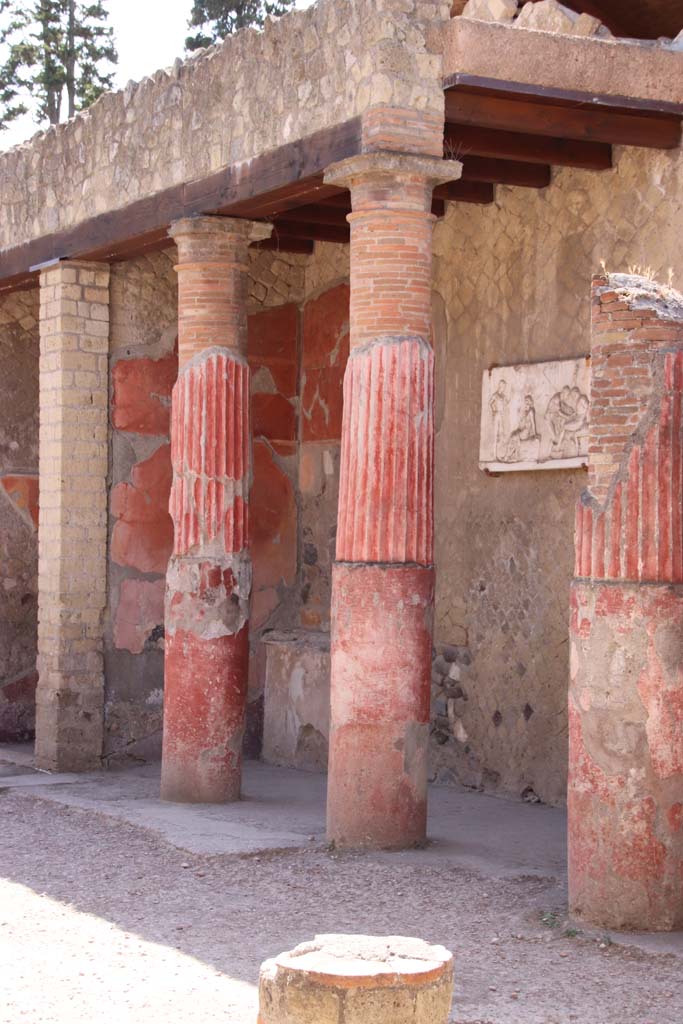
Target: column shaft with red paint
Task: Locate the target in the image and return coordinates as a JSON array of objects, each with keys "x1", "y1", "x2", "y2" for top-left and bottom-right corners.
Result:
[
  {"x1": 569, "y1": 273, "x2": 683, "y2": 930},
  {"x1": 161, "y1": 216, "x2": 270, "y2": 803},
  {"x1": 323, "y1": 153, "x2": 461, "y2": 849}
]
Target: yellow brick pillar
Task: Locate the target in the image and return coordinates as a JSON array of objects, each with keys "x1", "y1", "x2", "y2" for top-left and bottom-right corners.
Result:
[{"x1": 35, "y1": 261, "x2": 110, "y2": 771}]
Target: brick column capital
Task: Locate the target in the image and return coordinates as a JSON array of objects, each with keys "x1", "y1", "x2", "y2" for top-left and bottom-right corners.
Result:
[
  {"x1": 169, "y1": 216, "x2": 271, "y2": 369},
  {"x1": 169, "y1": 215, "x2": 272, "y2": 254},
  {"x1": 324, "y1": 152, "x2": 461, "y2": 211}
]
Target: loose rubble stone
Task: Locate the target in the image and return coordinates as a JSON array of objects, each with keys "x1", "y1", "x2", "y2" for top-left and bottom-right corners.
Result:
[
  {"x1": 461, "y1": 0, "x2": 518, "y2": 24},
  {"x1": 515, "y1": 0, "x2": 604, "y2": 36}
]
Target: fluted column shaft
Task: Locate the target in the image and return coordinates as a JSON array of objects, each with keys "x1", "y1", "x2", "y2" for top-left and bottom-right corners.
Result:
[
  {"x1": 323, "y1": 153, "x2": 461, "y2": 849},
  {"x1": 569, "y1": 273, "x2": 683, "y2": 931},
  {"x1": 161, "y1": 215, "x2": 270, "y2": 804}
]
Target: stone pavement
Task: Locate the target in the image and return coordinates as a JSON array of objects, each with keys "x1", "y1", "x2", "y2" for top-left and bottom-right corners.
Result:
[
  {"x1": 0, "y1": 744, "x2": 564, "y2": 874},
  {"x1": 2, "y1": 743, "x2": 683, "y2": 1024}
]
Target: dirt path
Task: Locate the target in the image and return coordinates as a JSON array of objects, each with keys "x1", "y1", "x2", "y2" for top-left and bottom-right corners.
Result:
[{"x1": 1, "y1": 791, "x2": 681, "y2": 1024}]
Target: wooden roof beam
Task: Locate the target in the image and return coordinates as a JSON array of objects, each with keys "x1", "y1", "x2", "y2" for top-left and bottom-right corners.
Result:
[
  {"x1": 444, "y1": 123, "x2": 612, "y2": 170},
  {"x1": 459, "y1": 155, "x2": 551, "y2": 187},
  {"x1": 433, "y1": 180, "x2": 495, "y2": 204},
  {"x1": 267, "y1": 221, "x2": 350, "y2": 245},
  {"x1": 297, "y1": 197, "x2": 448, "y2": 217},
  {"x1": 445, "y1": 88, "x2": 681, "y2": 149},
  {"x1": 251, "y1": 237, "x2": 314, "y2": 254}
]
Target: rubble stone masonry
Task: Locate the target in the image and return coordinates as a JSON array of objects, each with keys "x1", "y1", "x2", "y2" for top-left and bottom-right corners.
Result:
[{"x1": 0, "y1": 0, "x2": 450, "y2": 252}]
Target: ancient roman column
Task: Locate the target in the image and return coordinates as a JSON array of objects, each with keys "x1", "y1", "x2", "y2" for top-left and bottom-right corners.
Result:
[
  {"x1": 323, "y1": 152, "x2": 461, "y2": 849},
  {"x1": 569, "y1": 272, "x2": 683, "y2": 930},
  {"x1": 161, "y1": 215, "x2": 271, "y2": 803}
]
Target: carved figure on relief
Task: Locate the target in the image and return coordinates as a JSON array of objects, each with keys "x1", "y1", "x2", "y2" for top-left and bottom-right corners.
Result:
[
  {"x1": 479, "y1": 357, "x2": 590, "y2": 472},
  {"x1": 488, "y1": 379, "x2": 510, "y2": 461}
]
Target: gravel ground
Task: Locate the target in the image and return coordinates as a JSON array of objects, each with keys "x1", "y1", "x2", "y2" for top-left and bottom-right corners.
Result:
[{"x1": 1, "y1": 790, "x2": 681, "y2": 1024}]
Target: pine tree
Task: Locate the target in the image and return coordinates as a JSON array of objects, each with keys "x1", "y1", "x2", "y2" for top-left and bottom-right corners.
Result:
[
  {"x1": 0, "y1": 0, "x2": 117, "y2": 131},
  {"x1": 185, "y1": 0, "x2": 297, "y2": 52}
]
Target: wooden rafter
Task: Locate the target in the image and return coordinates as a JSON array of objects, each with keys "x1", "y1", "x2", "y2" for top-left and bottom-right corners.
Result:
[
  {"x1": 445, "y1": 88, "x2": 681, "y2": 149},
  {"x1": 460, "y1": 156, "x2": 551, "y2": 187},
  {"x1": 444, "y1": 122, "x2": 613, "y2": 170}
]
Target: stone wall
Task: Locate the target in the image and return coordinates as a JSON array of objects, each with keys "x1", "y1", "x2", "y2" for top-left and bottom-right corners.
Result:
[
  {"x1": 430, "y1": 142, "x2": 683, "y2": 805},
  {"x1": 0, "y1": 0, "x2": 450, "y2": 253},
  {"x1": 0, "y1": 290, "x2": 39, "y2": 740}
]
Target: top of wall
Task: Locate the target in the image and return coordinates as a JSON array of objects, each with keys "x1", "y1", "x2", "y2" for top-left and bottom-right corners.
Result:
[
  {"x1": 445, "y1": 16, "x2": 683, "y2": 105},
  {"x1": 0, "y1": 0, "x2": 450, "y2": 255}
]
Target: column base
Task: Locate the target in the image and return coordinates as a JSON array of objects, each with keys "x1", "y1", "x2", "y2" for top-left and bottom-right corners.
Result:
[
  {"x1": 568, "y1": 580, "x2": 683, "y2": 931},
  {"x1": 161, "y1": 557, "x2": 250, "y2": 803},
  {"x1": 326, "y1": 562, "x2": 434, "y2": 850},
  {"x1": 34, "y1": 678, "x2": 104, "y2": 772}
]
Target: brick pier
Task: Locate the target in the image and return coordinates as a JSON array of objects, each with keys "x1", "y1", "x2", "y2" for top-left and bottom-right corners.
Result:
[
  {"x1": 569, "y1": 273, "x2": 683, "y2": 930},
  {"x1": 160, "y1": 216, "x2": 271, "y2": 803},
  {"x1": 323, "y1": 153, "x2": 461, "y2": 849},
  {"x1": 35, "y1": 262, "x2": 110, "y2": 771}
]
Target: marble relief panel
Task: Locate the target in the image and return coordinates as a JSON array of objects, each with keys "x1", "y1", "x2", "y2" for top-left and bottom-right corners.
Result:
[{"x1": 480, "y1": 357, "x2": 591, "y2": 472}]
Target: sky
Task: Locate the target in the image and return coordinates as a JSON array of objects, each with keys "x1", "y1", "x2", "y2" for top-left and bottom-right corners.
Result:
[{"x1": 0, "y1": 0, "x2": 315, "y2": 151}]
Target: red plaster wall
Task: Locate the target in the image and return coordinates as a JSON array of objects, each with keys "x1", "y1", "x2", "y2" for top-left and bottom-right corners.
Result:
[
  {"x1": 107, "y1": 341, "x2": 178, "y2": 758},
  {"x1": 301, "y1": 284, "x2": 349, "y2": 443},
  {"x1": 298, "y1": 283, "x2": 350, "y2": 630},
  {"x1": 248, "y1": 303, "x2": 300, "y2": 633}
]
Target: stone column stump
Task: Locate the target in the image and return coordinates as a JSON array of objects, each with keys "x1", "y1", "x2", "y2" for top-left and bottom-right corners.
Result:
[{"x1": 258, "y1": 934, "x2": 454, "y2": 1024}]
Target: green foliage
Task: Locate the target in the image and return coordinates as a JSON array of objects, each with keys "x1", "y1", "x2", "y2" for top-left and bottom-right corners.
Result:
[
  {"x1": 185, "y1": 0, "x2": 297, "y2": 51},
  {"x1": 0, "y1": 0, "x2": 117, "y2": 131}
]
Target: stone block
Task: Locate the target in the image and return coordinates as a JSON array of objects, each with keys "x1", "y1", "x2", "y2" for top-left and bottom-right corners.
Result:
[
  {"x1": 262, "y1": 630, "x2": 331, "y2": 772},
  {"x1": 573, "y1": 12, "x2": 603, "y2": 37},
  {"x1": 516, "y1": 0, "x2": 577, "y2": 33},
  {"x1": 258, "y1": 935, "x2": 454, "y2": 1024},
  {"x1": 461, "y1": 0, "x2": 518, "y2": 23}
]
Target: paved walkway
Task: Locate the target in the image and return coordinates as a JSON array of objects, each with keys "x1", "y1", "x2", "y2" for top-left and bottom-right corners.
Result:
[
  {"x1": 0, "y1": 748, "x2": 565, "y2": 876},
  {"x1": 1, "y1": 745, "x2": 682, "y2": 1024}
]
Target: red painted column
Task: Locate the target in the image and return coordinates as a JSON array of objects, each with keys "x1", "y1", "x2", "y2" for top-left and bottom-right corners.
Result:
[
  {"x1": 323, "y1": 153, "x2": 461, "y2": 849},
  {"x1": 161, "y1": 216, "x2": 271, "y2": 803},
  {"x1": 569, "y1": 273, "x2": 683, "y2": 930}
]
